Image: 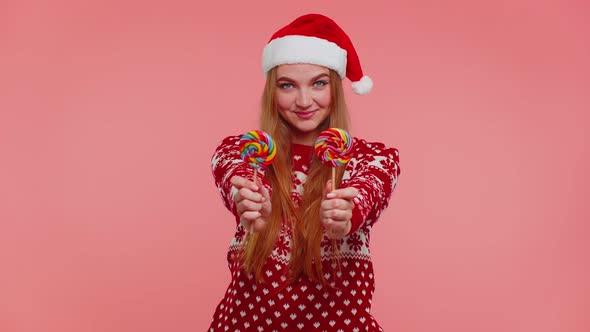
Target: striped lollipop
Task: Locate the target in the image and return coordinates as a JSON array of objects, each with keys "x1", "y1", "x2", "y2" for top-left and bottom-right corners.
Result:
[
  {"x1": 239, "y1": 130, "x2": 276, "y2": 173},
  {"x1": 314, "y1": 128, "x2": 353, "y2": 167},
  {"x1": 314, "y1": 128, "x2": 353, "y2": 191},
  {"x1": 239, "y1": 130, "x2": 275, "y2": 234}
]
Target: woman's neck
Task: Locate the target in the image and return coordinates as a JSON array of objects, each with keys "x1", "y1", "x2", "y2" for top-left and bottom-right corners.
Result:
[{"x1": 291, "y1": 130, "x2": 318, "y2": 146}]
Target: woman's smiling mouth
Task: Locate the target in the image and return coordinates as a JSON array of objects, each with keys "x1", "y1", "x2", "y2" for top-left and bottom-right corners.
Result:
[{"x1": 294, "y1": 110, "x2": 318, "y2": 119}]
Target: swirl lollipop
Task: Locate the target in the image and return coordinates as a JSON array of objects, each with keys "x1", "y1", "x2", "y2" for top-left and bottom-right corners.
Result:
[
  {"x1": 314, "y1": 128, "x2": 353, "y2": 191},
  {"x1": 239, "y1": 130, "x2": 276, "y2": 183},
  {"x1": 239, "y1": 130, "x2": 275, "y2": 234}
]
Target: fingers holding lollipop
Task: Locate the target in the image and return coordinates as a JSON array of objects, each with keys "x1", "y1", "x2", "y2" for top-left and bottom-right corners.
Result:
[
  {"x1": 315, "y1": 128, "x2": 358, "y2": 239},
  {"x1": 231, "y1": 130, "x2": 276, "y2": 233}
]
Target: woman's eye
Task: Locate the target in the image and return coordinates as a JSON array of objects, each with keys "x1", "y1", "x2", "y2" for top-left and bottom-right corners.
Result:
[
  {"x1": 279, "y1": 83, "x2": 293, "y2": 89},
  {"x1": 314, "y1": 80, "x2": 328, "y2": 87}
]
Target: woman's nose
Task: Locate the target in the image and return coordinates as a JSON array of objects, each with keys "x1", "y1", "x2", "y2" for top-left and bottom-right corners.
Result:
[{"x1": 295, "y1": 89, "x2": 312, "y2": 109}]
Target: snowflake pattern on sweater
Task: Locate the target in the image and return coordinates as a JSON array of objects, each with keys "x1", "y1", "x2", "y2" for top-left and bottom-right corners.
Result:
[{"x1": 209, "y1": 135, "x2": 400, "y2": 332}]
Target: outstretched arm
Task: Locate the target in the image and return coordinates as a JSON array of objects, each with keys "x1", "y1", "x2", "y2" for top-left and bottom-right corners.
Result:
[
  {"x1": 340, "y1": 140, "x2": 400, "y2": 234},
  {"x1": 211, "y1": 135, "x2": 272, "y2": 226}
]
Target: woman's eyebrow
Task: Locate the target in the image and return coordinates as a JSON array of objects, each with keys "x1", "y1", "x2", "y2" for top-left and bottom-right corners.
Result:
[
  {"x1": 276, "y1": 73, "x2": 330, "y2": 83},
  {"x1": 309, "y1": 73, "x2": 329, "y2": 82},
  {"x1": 276, "y1": 76, "x2": 295, "y2": 82}
]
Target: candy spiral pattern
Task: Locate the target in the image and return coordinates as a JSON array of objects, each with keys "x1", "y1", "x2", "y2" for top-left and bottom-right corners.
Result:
[
  {"x1": 314, "y1": 128, "x2": 353, "y2": 167},
  {"x1": 239, "y1": 130, "x2": 276, "y2": 170}
]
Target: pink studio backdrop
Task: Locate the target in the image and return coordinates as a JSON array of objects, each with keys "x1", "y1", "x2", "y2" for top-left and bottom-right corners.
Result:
[{"x1": 1, "y1": 0, "x2": 588, "y2": 331}]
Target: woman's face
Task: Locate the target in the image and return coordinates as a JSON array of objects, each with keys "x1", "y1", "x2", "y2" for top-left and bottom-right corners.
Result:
[{"x1": 275, "y1": 64, "x2": 332, "y2": 145}]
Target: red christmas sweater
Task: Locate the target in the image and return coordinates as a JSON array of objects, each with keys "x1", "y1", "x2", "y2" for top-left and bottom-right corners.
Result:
[{"x1": 209, "y1": 135, "x2": 400, "y2": 332}]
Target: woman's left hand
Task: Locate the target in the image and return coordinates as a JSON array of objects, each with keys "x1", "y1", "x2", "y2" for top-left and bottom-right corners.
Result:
[{"x1": 320, "y1": 180, "x2": 358, "y2": 239}]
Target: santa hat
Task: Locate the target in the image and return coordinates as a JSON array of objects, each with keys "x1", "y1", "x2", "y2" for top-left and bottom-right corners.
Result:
[{"x1": 262, "y1": 13, "x2": 373, "y2": 95}]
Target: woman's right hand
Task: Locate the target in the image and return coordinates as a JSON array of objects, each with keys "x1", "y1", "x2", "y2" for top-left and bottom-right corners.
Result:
[{"x1": 230, "y1": 175, "x2": 271, "y2": 232}]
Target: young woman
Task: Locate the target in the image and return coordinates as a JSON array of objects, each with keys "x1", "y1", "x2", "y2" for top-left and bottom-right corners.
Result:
[{"x1": 209, "y1": 13, "x2": 400, "y2": 332}]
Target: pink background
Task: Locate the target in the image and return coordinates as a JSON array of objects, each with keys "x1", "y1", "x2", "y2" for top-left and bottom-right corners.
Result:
[{"x1": 1, "y1": 0, "x2": 589, "y2": 331}]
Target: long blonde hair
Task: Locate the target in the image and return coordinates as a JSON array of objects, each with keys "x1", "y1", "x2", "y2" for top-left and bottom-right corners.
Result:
[{"x1": 241, "y1": 66, "x2": 350, "y2": 284}]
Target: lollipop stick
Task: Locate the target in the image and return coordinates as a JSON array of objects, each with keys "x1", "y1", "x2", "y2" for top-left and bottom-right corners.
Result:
[
  {"x1": 332, "y1": 168, "x2": 336, "y2": 192},
  {"x1": 250, "y1": 168, "x2": 258, "y2": 234}
]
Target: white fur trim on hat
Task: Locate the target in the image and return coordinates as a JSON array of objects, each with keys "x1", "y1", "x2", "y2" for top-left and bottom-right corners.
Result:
[
  {"x1": 351, "y1": 75, "x2": 373, "y2": 95},
  {"x1": 262, "y1": 35, "x2": 348, "y2": 78}
]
